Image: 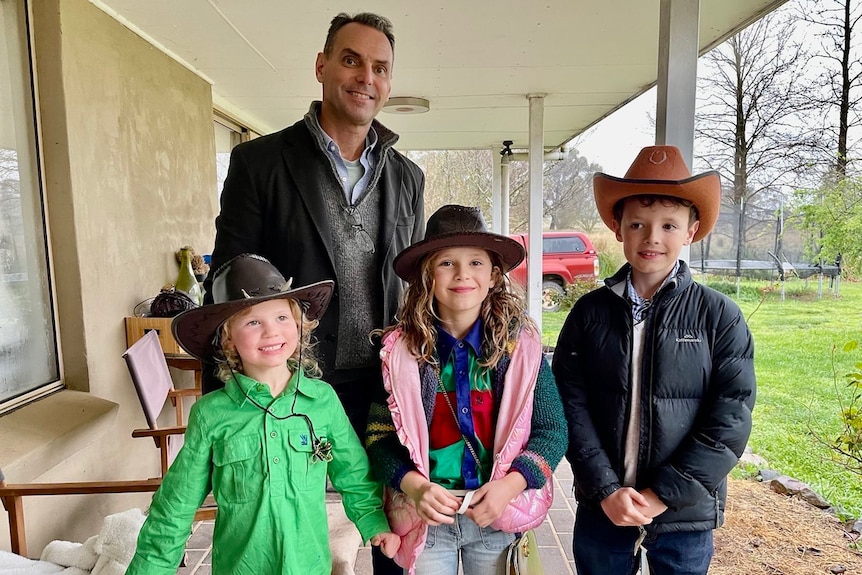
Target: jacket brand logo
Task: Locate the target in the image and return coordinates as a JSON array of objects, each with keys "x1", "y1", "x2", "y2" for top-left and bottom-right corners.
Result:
[
  {"x1": 300, "y1": 434, "x2": 308, "y2": 446},
  {"x1": 676, "y1": 334, "x2": 702, "y2": 343}
]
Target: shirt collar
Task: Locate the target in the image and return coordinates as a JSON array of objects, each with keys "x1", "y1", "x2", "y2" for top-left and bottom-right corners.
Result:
[
  {"x1": 319, "y1": 123, "x2": 378, "y2": 161},
  {"x1": 435, "y1": 320, "x2": 484, "y2": 365},
  {"x1": 626, "y1": 261, "x2": 680, "y2": 321},
  {"x1": 223, "y1": 368, "x2": 322, "y2": 406},
  {"x1": 304, "y1": 101, "x2": 379, "y2": 156}
]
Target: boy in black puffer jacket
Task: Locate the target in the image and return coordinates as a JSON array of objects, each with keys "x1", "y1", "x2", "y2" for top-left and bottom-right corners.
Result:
[{"x1": 553, "y1": 145, "x2": 756, "y2": 575}]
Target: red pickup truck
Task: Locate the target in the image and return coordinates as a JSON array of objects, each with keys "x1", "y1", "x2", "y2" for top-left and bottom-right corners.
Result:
[{"x1": 508, "y1": 231, "x2": 599, "y2": 312}]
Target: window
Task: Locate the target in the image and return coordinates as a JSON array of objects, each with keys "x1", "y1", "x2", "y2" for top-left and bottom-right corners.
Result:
[
  {"x1": 213, "y1": 111, "x2": 257, "y2": 198},
  {"x1": 0, "y1": 0, "x2": 61, "y2": 411},
  {"x1": 543, "y1": 236, "x2": 587, "y2": 254}
]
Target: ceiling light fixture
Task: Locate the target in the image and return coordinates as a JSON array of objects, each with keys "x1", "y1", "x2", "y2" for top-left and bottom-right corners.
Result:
[{"x1": 382, "y1": 96, "x2": 430, "y2": 114}]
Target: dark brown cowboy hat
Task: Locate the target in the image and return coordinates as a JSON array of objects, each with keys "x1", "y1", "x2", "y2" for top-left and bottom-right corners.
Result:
[
  {"x1": 172, "y1": 254, "x2": 334, "y2": 360},
  {"x1": 593, "y1": 145, "x2": 721, "y2": 243},
  {"x1": 393, "y1": 204, "x2": 525, "y2": 282}
]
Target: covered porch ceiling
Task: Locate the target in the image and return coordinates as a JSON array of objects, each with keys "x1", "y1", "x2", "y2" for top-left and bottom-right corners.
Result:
[{"x1": 91, "y1": 0, "x2": 789, "y2": 152}]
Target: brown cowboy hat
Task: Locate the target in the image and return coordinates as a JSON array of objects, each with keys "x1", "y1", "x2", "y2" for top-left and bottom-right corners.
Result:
[
  {"x1": 593, "y1": 145, "x2": 721, "y2": 243},
  {"x1": 393, "y1": 204, "x2": 525, "y2": 282},
  {"x1": 172, "y1": 254, "x2": 334, "y2": 360}
]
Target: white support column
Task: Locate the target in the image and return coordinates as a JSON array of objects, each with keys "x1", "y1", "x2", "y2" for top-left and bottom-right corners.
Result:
[
  {"x1": 527, "y1": 94, "x2": 546, "y2": 330},
  {"x1": 501, "y1": 155, "x2": 511, "y2": 236},
  {"x1": 491, "y1": 146, "x2": 502, "y2": 233},
  {"x1": 656, "y1": 0, "x2": 700, "y2": 262}
]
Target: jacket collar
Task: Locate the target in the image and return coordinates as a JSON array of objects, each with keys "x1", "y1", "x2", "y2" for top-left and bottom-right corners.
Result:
[
  {"x1": 605, "y1": 260, "x2": 692, "y2": 300},
  {"x1": 303, "y1": 101, "x2": 399, "y2": 153}
]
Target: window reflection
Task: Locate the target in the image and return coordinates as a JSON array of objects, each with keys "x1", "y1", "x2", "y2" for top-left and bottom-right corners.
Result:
[{"x1": 0, "y1": 0, "x2": 60, "y2": 409}]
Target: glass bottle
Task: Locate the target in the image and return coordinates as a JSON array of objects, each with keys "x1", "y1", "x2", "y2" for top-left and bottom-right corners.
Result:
[{"x1": 175, "y1": 247, "x2": 203, "y2": 306}]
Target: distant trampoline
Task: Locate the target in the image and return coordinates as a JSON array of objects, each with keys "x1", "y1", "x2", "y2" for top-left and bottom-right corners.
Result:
[{"x1": 690, "y1": 253, "x2": 842, "y2": 298}]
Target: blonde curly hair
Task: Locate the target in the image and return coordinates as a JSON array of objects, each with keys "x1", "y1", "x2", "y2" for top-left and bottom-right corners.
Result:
[
  {"x1": 214, "y1": 298, "x2": 322, "y2": 381},
  {"x1": 379, "y1": 248, "x2": 536, "y2": 368}
]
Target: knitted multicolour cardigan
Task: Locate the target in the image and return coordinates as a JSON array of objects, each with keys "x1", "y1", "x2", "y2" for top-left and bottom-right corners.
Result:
[
  {"x1": 366, "y1": 336, "x2": 566, "y2": 491},
  {"x1": 366, "y1": 327, "x2": 568, "y2": 570}
]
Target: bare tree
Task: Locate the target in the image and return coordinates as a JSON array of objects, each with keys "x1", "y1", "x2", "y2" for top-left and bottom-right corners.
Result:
[
  {"x1": 0, "y1": 149, "x2": 23, "y2": 273},
  {"x1": 695, "y1": 9, "x2": 818, "y2": 271},
  {"x1": 790, "y1": 0, "x2": 862, "y2": 275},
  {"x1": 409, "y1": 147, "x2": 604, "y2": 235},
  {"x1": 542, "y1": 151, "x2": 603, "y2": 232},
  {"x1": 798, "y1": 0, "x2": 862, "y2": 178},
  {"x1": 407, "y1": 149, "x2": 494, "y2": 221}
]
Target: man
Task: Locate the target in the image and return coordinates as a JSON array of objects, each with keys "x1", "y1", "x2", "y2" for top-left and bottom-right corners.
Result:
[
  {"x1": 205, "y1": 15, "x2": 423, "y2": 574},
  {"x1": 205, "y1": 12, "x2": 425, "y2": 437}
]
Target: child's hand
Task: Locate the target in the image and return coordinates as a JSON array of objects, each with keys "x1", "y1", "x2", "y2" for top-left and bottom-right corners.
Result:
[
  {"x1": 600, "y1": 487, "x2": 653, "y2": 527},
  {"x1": 465, "y1": 472, "x2": 527, "y2": 528},
  {"x1": 370, "y1": 532, "x2": 401, "y2": 559},
  {"x1": 400, "y1": 471, "x2": 460, "y2": 525}
]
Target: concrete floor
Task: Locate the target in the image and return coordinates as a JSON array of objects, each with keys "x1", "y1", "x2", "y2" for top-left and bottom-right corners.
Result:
[{"x1": 176, "y1": 463, "x2": 578, "y2": 575}]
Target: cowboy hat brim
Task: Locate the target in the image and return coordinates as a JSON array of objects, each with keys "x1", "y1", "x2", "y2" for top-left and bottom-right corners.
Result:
[
  {"x1": 593, "y1": 171, "x2": 721, "y2": 243},
  {"x1": 171, "y1": 280, "x2": 334, "y2": 361},
  {"x1": 393, "y1": 231, "x2": 525, "y2": 282}
]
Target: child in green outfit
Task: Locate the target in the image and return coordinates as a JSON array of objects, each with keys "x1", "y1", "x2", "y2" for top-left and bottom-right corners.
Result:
[{"x1": 127, "y1": 254, "x2": 399, "y2": 575}]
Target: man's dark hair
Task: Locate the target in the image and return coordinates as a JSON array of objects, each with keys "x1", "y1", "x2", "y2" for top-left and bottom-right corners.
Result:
[
  {"x1": 612, "y1": 194, "x2": 699, "y2": 225},
  {"x1": 323, "y1": 12, "x2": 395, "y2": 55}
]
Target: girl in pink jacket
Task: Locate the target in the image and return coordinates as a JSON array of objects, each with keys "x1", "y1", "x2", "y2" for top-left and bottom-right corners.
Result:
[{"x1": 365, "y1": 205, "x2": 568, "y2": 575}]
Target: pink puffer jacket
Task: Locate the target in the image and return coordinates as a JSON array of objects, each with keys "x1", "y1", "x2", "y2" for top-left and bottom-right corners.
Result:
[{"x1": 379, "y1": 327, "x2": 553, "y2": 572}]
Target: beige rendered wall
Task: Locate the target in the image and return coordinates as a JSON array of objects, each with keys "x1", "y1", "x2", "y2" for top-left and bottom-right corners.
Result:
[{"x1": 0, "y1": 0, "x2": 218, "y2": 552}]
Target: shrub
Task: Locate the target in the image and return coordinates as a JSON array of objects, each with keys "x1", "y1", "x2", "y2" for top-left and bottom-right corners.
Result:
[
  {"x1": 598, "y1": 251, "x2": 624, "y2": 278},
  {"x1": 557, "y1": 279, "x2": 601, "y2": 312},
  {"x1": 591, "y1": 235, "x2": 625, "y2": 279},
  {"x1": 806, "y1": 339, "x2": 862, "y2": 517},
  {"x1": 704, "y1": 279, "x2": 764, "y2": 301},
  {"x1": 834, "y1": 341, "x2": 862, "y2": 477}
]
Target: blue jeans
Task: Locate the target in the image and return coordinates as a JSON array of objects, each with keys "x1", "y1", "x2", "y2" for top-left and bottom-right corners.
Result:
[
  {"x1": 573, "y1": 506, "x2": 713, "y2": 575},
  {"x1": 414, "y1": 514, "x2": 515, "y2": 575}
]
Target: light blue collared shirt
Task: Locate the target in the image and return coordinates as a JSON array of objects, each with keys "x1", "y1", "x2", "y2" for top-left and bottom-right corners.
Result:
[{"x1": 319, "y1": 128, "x2": 379, "y2": 205}]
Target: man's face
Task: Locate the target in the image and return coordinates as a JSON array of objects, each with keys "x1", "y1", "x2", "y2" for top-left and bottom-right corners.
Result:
[{"x1": 315, "y1": 23, "x2": 393, "y2": 130}]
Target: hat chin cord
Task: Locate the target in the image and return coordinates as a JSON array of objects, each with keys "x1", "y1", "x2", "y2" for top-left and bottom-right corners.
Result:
[{"x1": 229, "y1": 320, "x2": 333, "y2": 463}]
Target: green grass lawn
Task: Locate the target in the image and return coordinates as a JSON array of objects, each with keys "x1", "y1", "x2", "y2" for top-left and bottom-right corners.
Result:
[{"x1": 542, "y1": 276, "x2": 862, "y2": 519}]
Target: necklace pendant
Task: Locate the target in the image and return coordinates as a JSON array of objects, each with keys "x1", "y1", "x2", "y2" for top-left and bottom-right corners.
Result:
[{"x1": 311, "y1": 437, "x2": 333, "y2": 463}]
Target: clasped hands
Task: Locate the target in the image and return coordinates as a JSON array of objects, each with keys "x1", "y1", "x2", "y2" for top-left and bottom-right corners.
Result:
[
  {"x1": 600, "y1": 487, "x2": 668, "y2": 527},
  {"x1": 399, "y1": 470, "x2": 527, "y2": 528}
]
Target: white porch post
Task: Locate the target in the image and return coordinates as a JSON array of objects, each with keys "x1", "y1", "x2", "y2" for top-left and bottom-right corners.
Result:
[
  {"x1": 527, "y1": 94, "x2": 545, "y2": 330},
  {"x1": 501, "y1": 155, "x2": 511, "y2": 236},
  {"x1": 656, "y1": 0, "x2": 700, "y2": 262},
  {"x1": 490, "y1": 146, "x2": 502, "y2": 233}
]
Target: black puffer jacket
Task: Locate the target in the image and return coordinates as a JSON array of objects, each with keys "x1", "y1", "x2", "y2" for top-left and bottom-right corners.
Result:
[{"x1": 552, "y1": 262, "x2": 755, "y2": 533}]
